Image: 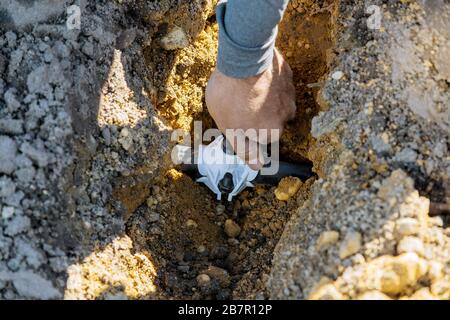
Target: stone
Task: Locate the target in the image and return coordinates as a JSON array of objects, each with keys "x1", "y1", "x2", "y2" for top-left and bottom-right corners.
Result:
[
  {"x1": 339, "y1": 231, "x2": 362, "y2": 259},
  {"x1": 274, "y1": 177, "x2": 302, "y2": 201},
  {"x1": 397, "y1": 236, "x2": 424, "y2": 256},
  {"x1": 331, "y1": 71, "x2": 344, "y2": 80},
  {"x1": 101, "y1": 127, "x2": 111, "y2": 145},
  {"x1": 395, "y1": 148, "x2": 417, "y2": 163},
  {"x1": 19, "y1": 142, "x2": 48, "y2": 167},
  {"x1": 0, "y1": 119, "x2": 24, "y2": 135},
  {"x1": 377, "y1": 253, "x2": 428, "y2": 295},
  {"x1": 316, "y1": 231, "x2": 340, "y2": 250},
  {"x1": 377, "y1": 169, "x2": 414, "y2": 201},
  {"x1": 82, "y1": 41, "x2": 94, "y2": 57},
  {"x1": 1, "y1": 206, "x2": 15, "y2": 220},
  {"x1": 203, "y1": 266, "x2": 230, "y2": 288},
  {"x1": 118, "y1": 128, "x2": 133, "y2": 151},
  {"x1": 370, "y1": 135, "x2": 391, "y2": 155},
  {"x1": 10, "y1": 271, "x2": 60, "y2": 299},
  {"x1": 160, "y1": 26, "x2": 189, "y2": 50},
  {"x1": 4, "y1": 88, "x2": 21, "y2": 112},
  {"x1": 308, "y1": 283, "x2": 343, "y2": 300},
  {"x1": 395, "y1": 218, "x2": 420, "y2": 237},
  {"x1": 0, "y1": 177, "x2": 16, "y2": 198},
  {"x1": 196, "y1": 274, "x2": 211, "y2": 287},
  {"x1": 116, "y1": 29, "x2": 137, "y2": 50},
  {"x1": 0, "y1": 135, "x2": 18, "y2": 174},
  {"x1": 4, "y1": 214, "x2": 31, "y2": 236},
  {"x1": 224, "y1": 219, "x2": 241, "y2": 238},
  {"x1": 215, "y1": 204, "x2": 225, "y2": 215},
  {"x1": 357, "y1": 291, "x2": 391, "y2": 300},
  {"x1": 148, "y1": 212, "x2": 160, "y2": 222},
  {"x1": 186, "y1": 219, "x2": 198, "y2": 228}
]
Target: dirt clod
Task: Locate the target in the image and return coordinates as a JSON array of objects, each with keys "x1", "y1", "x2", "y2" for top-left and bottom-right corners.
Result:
[{"x1": 224, "y1": 219, "x2": 241, "y2": 238}]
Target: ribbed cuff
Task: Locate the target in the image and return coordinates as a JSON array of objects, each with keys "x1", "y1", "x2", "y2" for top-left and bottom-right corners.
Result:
[{"x1": 216, "y1": 1, "x2": 276, "y2": 79}]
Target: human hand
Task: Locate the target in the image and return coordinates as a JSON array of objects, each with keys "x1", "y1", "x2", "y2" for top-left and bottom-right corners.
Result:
[{"x1": 205, "y1": 49, "x2": 296, "y2": 170}]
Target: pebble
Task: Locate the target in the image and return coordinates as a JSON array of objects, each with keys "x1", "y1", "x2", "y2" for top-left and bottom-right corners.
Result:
[
  {"x1": 160, "y1": 26, "x2": 189, "y2": 50},
  {"x1": 339, "y1": 231, "x2": 362, "y2": 259},
  {"x1": 377, "y1": 253, "x2": 427, "y2": 295},
  {"x1": 397, "y1": 236, "x2": 424, "y2": 256},
  {"x1": 0, "y1": 119, "x2": 24, "y2": 135},
  {"x1": 197, "y1": 245, "x2": 206, "y2": 254},
  {"x1": 0, "y1": 135, "x2": 18, "y2": 174},
  {"x1": 395, "y1": 218, "x2": 420, "y2": 237},
  {"x1": 148, "y1": 212, "x2": 160, "y2": 223},
  {"x1": 215, "y1": 204, "x2": 225, "y2": 215},
  {"x1": 331, "y1": 71, "x2": 344, "y2": 80},
  {"x1": 224, "y1": 219, "x2": 241, "y2": 238},
  {"x1": 101, "y1": 127, "x2": 111, "y2": 146},
  {"x1": 274, "y1": 177, "x2": 302, "y2": 201},
  {"x1": 196, "y1": 274, "x2": 211, "y2": 287},
  {"x1": 203, "y1": 266, "x2": 230, "y2": 288},
  {"x1": 316, "y1": 230, "x2": 340, "y2": 251},
  {"x1": 118, "y1": 128, "x2": 133, "y2": 151},
  {"x1": 1, "y1": 206, "x2": 15, "y2": 220},
  {"x1": 186, "y1": 219, "x2": 198, "y2": 228}
]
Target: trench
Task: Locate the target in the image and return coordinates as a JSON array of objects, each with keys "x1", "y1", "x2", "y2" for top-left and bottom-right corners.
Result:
[{"x1": 123, "y1": 1, "x2": 339, "y2": 299}]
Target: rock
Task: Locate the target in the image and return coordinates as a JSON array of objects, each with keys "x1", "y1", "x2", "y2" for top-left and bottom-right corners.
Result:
[
  {"x1": 339, "y1": 231, "x2": 362, "y2": 259},
  {"x1": 197, "y1": 245, "x2": 206, "y2": 254},
  {"x1": 4, "y1": 214, "x2": 31, "y2": 236},
  {"x1": 160, "y1": 26, "x2": 189, "y2": 50},
  {"x1": 186, "y1": 219, "x2": 198, "y2": 228},
  {"x1": 0, "y1": 177, "x2": 16, "y2": 198},
  {"x1": 4, "y1": 89, "x2": 21, "y2": 112},
  {"x1": 118, "y1": 128, "x2": 133, "y2": 151},
  {"x1": 10, "y1": 271, "x2": 60, "y2": 299},
  {"x1": 0, "y1": 119, "x2": 24, "y2": 135},
  {"x1": 101, "y1": 127, "x2": 111, "y2": 145},
  {"x1": 203, "y1": 266, "x2": 230, "y2": 288},
  {"x1": 82, "y1": 41, "x2": 94, "y2": 57},
  {"x1": 0, "y1": 135, "x2": 18, "y2": 174},
  {"x1": 19, "y1": 142, "x2": 48, "y2": 167},
  {"x1": 316, "y1": 230, "x2": 340, "y2": 251},
  {"x1": 331, "y1": 71, "x2": 344, "y2": 80},
  {"x1": 357, "y1": 291, "x2": 391, "y2": 300},
  {"x1": 394, "y1": 148, "x2": 417, "y2": 163},
  {"x1": 215, "y1": 204, "x2": 225, "y2": 215},
  {"x1": 224, "y1": 219, "x2": 241, "y2": 238},
  {"x1": 377, "y1": 169, "x2": 414, "y2": 201},
  {"x1": 370, "y1": 134, "x2": 391, "y2": 156},
  {"x1": 377, "y1": 253, "x2": 428, "y2": 295},
  {"x1": 1, "y1": 206, "x2": 15, "y2": 220},
  {"x1": 308, "y1": 283, "x2": 343, "y2": 300},
  {"x1": 395, "y1": 218, "x2": 420, "y2": 237},
  {"x1": 196, "y1": 274, "x2": 211, "y2": 287},
  {"x1": 274, "y1": 177, "x2": 302, "y2": 201},
  {"x1": 148, "y1": 212, "x2": 160, "y2": 222},
  {"x1": 397, "y1": 236, "x2": 424, "y2": 256},
  {"x1": 116, "y1": 29, "x2": 137, "y2": 50},
  {"x1": 15, "y1": 167, "x2": 36, "y2": 184}
]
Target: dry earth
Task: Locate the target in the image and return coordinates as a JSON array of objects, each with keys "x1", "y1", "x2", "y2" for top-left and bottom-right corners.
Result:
[{"x1": 0, "y1": 0, "x2": 448, "y2": 300}]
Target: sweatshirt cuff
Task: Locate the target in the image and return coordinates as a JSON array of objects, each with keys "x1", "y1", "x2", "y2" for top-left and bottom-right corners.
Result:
[{"x1": 216, "y1": 1, "x2": 276, "y2": 79}]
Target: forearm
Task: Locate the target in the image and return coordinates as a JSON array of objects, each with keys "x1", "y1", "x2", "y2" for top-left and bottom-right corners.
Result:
[{"x1": 216, "y1": 0, "x2": 289, "y2": 79}]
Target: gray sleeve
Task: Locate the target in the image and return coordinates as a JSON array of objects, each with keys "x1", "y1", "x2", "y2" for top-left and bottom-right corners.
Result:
[{"x1": 216, "y1": 0, "x2": 289, "y2": 79}]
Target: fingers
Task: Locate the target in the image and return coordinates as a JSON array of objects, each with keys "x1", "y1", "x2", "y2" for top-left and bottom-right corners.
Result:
[{"x1": 225, "y1": 131, "x2": 265, "y2": 170}]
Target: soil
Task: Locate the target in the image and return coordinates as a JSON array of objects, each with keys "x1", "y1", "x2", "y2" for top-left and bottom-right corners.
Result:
[
  {"x1": 0, "y1": 0, "x2": 448, "y2": 300},
  {"x1": 123, "y1": 1, "x2": 333, "y2": 299}
]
